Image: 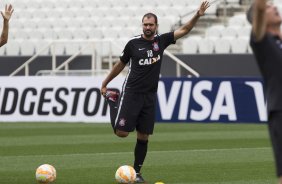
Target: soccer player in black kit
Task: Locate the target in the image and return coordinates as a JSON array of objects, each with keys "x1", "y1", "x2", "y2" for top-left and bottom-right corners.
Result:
[
  {"x1": 101, "y1": 1, "x2": 210, "y2": 182},
  {"x1": 248, "y1": 0, "x2": 282, "y2": 183}
]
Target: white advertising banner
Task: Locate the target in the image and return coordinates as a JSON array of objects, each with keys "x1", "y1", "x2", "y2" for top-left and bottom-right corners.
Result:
[
  {"x1": 0, "y1": 76, "x2": 124, "y2": 122},
  {"x1": 0, "y1": 76, "x2": 266, "y2": 123}
]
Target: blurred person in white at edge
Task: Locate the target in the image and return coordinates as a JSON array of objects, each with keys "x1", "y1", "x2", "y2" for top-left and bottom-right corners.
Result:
[
  {"x1": 0, "y1": 3, "x2": 13, "y2": 47},
  {"x1": 247, "y1": 0, "x2": 282, "y2": 184}
]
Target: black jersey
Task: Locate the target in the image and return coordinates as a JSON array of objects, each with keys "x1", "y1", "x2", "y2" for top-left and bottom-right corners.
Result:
[
  {"x1": 120, "y1": 32, "x2": 175, "y2": 93},
  {"x1": 250, "y1": 33, "x2": 282, "y2": 112}
]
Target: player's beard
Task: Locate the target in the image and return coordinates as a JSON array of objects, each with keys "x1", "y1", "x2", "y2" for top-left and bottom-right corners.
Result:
[{"x1": 143, "y1": 29, "x2": 155, "y2": 38}]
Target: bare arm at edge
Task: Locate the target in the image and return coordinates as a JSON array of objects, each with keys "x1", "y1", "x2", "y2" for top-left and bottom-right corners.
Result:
[
  {"x1": 252, "y1": 0, "x2": 267, "y2": 41},
  {"x1": 0, "y1": 4, "x2": 14, "y2": 47}
]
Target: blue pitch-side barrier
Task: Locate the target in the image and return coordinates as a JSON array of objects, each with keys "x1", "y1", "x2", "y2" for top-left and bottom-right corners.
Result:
[{"x1": 156, "y1": 77, "x2": 267, "y2": 123}]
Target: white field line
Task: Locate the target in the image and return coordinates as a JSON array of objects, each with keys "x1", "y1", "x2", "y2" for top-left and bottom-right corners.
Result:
[{"x1": 1, "y1": 147, "x2": 271, "y2": 158}]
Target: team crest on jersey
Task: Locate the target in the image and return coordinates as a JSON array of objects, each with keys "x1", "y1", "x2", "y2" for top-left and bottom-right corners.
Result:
[
  {"x1": 119, "y1": 118, "x2": 126, "y2": 126},
  {"x1": 152, "y1": 42, "x2": 159, "y2": 51}
]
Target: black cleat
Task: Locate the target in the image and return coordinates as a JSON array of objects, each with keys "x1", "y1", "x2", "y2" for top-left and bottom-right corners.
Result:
[
  {"x1": 105, "y1": 90, "x2": 119, "y2": 102},
  {"x1": 135, "y1": 173, "x2": 146, "y2": 183}
]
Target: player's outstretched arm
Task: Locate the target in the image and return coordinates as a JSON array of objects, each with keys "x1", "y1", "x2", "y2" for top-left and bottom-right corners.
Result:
[
  {"x1": 101, "y1": 60, "x2": 126, "y2": 96},
  {"x1": 0, "y1": 4, "x2": 14, "y2": 47},
  {"x1": 174, "y1": 1, "x2": 209, "y2": 41},
  {"x1": 252, "y1": 0, "x2": 267, "y2": 41}
]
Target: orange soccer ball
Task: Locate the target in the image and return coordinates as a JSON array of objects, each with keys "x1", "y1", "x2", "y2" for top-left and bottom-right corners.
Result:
[
  {"x1": 115, "y1": 165, "x2": 136, "y2": 183},
  {"x1": 35, "y1": 164, "x2": 57, "y2": 184}
]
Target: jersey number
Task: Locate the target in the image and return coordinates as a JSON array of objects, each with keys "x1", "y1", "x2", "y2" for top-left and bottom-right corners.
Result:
[{"x1": 147, "y1": 50, "x2": 153, "y2": 57}]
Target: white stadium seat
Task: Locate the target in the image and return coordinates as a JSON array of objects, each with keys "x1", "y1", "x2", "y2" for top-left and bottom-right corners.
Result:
[
  {"x1": 175, "y1": 0, "x2": 189, "y2": 7},
  {"x1": 72, "y1": 29, "x2": 89, "y2": 40},
  {"x1": 114, "y1": 17, "x2": 130, "y2": 28},
  {"x1": 62, "y1": 8, "x2": 78, "y2": 19},
  {"x1": 65, "y1": 43, "x2": 80, "y2": 55},
  {"x1": 205, "y1": 25, "x2": 225, "y2": 38},
  {"x1": 231, "y1": 37, "x2": 249, "y2": 53},
  {"x1": 228, "y1": 14, "x2": 249, "y2": 27},
  {"x1": 75, "y1": 8, "x2": 91, "y2": 18},
  {"x1": 156, "y1": 0, "x2": 172, "y2": 7},
  {"x1": 112, "y1": 38, "x2": 127, "y2": 56},
  {"x1": 51, "y1": 43, "x2": 65, "y2": 55},
  {"x1": 9, "y1": 19, "x2": 24, "y2": 30},
  {"x1": 10, "y1": 0, "x2": 27, "y2": 9},
  {"x1": 122, "y1": 7, "x2": 138, "y2": 17},
  {"x1": 37, "y1": 19, "x2": 54, "y2": 30},
  {"x1": 127, "y1": 17, "x2": 141, "y2": 29},
  {"x1": 35, "y1": 40, "x2": 51, "y2": 55},
  {"x1": 5, "y1": 40, "x2": 21, "y2": 56},
  {"x1": 15, "y1": 9, "x2": 33, "y2": 20},
  {"x1": 42, "y1": 29, "x2": 59, "y2": 40},
  {"x1": 187, "y1": 0, "x2": 201, "y2": 5},
  {"x1": 82, "y1": 0, "x2": 99, "y2": 9},
  {"x1": 151, "y1": 7, "x2": 168, "y2": 17},
  {"x1": 107, "y1": 7, "x2": 122, "y2": 17},
  {"x1": 112, "y1": 0, "x2": 129, "y2": 8},
  {"x1": 98, "y1": 0, "x2": 114, "y2": 8},
  {"x1": 40, "y1": 1, "x2": 55, "y2": 9},
  {"x1": 46, "y1": 9, "x2": 63, "y2": 19},
  {"x1": 221, "y1": 26, "x2": 239, "y2": 38},
  {"x1": 32, "y1": 9, "x2": 48, "y2": 19},
  {"x1": 0, "y1": 44, "x2": 5, "y2": 55},
  {"x1": 70, "y1": 0, "x2": 85, "y2": 9},
  {"x1": 21, "y1": 19, "x2": 38, "y2": 30},
  {"x1": 236, "y1": 25, "x2": 251, "y2": 37},
  {"x1": 79, "y1": 18, "x2": 97, "y2": 29},
  {"x1": 20, "y1": 40, "x2": 36, "y2": 56},
  {"x1": 118, "y1": 29, "x2": 134, "y2": 39},
  {"x1": 98, "y1": 17, "x2": 116, "y2": 28},
  {"x1": 79, "y1": 42, "x2": 96, "y2": 55},
  {"x1": 198, "y1": 37, "x2": 215, "y2": 54},
  {"x1": 52, "y1": 18, "x2": 68, "y2": 29},
  {"x1": 26, "y1": 29, "x2": 44, "y2": 40},
  {"x1": 87, "y1": 28, "x2": 104, "y2": 39},
  {"x1": 182, "y1": 36, "x2": 201, "y2": 54},
  {"x1": 56, "y1": 29, "x2": 73, "y2": 40},
  {"x1": 214, "y1": 37, "x2": 232, "y2": 54},
  {"x1": 102, "y1": 27, "x2": 121, "y2": 39},
  {"x1": 12, "y1": 29, "x2": 29, "y2": 40},
  {"x1": 55, "y1": 0, "x2": 71, "y2": 9},
  {"x1": 158, "y1": 17, "x2": 173, "y2": 34},
  {"x1": 68, "y1": 18, "x2": 83, "y2": 29}
]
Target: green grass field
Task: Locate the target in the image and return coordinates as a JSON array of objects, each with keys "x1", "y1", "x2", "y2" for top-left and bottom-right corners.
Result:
[{"x1": 0, "y1": 122, "x2": 277, "y2": 184}]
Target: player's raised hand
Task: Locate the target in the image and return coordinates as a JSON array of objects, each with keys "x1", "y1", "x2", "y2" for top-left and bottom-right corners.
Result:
[
  {"x1": 197, "y1": 1, "x2": 210, "y2": 16},
  {"x1": 1, "y1": 4, "x2": 14, "y2": 21}
]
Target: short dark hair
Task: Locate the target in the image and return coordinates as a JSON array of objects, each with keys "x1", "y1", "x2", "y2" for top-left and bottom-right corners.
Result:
[
  {"x1": 142, "y1": 13, "x2": 158, "y2": 24},
  {"x1": 246, "y1": 3, "x2": 254, "y2": 24}
]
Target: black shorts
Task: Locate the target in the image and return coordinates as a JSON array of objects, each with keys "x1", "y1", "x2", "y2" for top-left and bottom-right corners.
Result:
[{"x1": 114, "y1": 92, "x2": 156, "y2": 134}]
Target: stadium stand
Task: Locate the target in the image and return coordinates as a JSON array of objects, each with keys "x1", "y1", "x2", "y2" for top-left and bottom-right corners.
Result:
[
  {"x1": 0, "y1": 0, "x2": 222, "y2": 56},
  {"x1": 0, "y1": 0, "x2": 282, "y2": 55},
  {"x1": 182, "y1": 0, "x2": 282, "y2": 54}
]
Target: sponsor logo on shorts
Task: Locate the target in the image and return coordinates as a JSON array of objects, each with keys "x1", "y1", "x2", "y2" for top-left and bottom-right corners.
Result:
[{"x1": 119, "y1": 118, "x2": 126, "y2": 126}]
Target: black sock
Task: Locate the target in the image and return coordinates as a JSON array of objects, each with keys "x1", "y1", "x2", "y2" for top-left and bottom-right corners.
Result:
[
  {"x1": 134, "y1": 139, "x2": 148, "y2": 174},
  {"x1": 107, "y1": 100, "x2": 118, "y2": 130}
]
